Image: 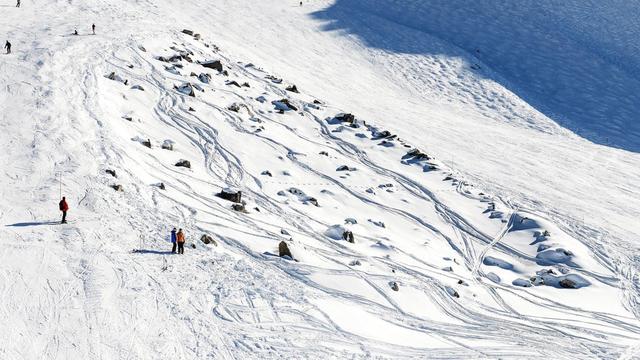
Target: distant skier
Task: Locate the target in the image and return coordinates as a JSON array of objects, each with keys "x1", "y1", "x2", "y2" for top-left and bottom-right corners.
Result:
[
  {"x1": 4, "y1": 41, "x2": 11, "y2": 54},
  {"x1": 92, "y1": 24, "x2": 95, "y2": 35},
  {"x1": 176, "y1": 228, "x2": 185, "y2": 254},
  {"x1": 16, "y1": 0, "x2": 20, "y2": 7},
  {"x1": 59, "y1": 196, "x2": 69, "y2": 224},
  {"x1": 170, "y1": 227, "x2": 177, "y2": 253},
  {"x1": 73, "y1": 29, "x2": 79, "y2": 36}
]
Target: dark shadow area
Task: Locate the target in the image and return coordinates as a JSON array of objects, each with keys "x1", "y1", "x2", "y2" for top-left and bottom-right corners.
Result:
[
  {"x1": 6, "y1": 221, "x2": 60, "y2": 227},
  {"x1": 311, "y1": 0, "x2": 640, "y2": 152},
  {"x1": 132, "y1": 249, "x2": 174, "y2": 255}
]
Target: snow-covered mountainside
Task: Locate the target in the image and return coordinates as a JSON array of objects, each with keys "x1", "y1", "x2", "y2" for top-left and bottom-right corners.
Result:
[{"x1": 1, "y1": 0, "x2": 639, "y2": 359}]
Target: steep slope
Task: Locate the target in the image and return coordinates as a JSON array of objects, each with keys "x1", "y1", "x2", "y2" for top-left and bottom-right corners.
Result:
[{"x1": 1, "y1": 0, "x2": 639, "y2": 359}]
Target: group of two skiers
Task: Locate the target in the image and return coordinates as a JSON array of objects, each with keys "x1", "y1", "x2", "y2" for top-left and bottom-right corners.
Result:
[
  {"x1": 58, "y1": 197, "x2": 188, "y2": 254},
  {"x1": 170, "y1": 228, "x2": 186, "y2": 254}
]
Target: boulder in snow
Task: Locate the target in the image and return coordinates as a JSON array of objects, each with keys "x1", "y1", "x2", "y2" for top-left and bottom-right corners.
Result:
[
  {"x1": 278, "y1": 241, "x2": 293, "y2": 258},
  {"x1": 217, "y1": 188, "x2": 242, "y2": 203},
  {"x1": 175, "y1": 83, "x2": 195, "y2": 97},
  {"x1": 182, "y1": 29, "x2": 194, "y2": 36},
  {"x1": 175, "y1": 159, "x2": 191, "y2": 168},
  {"x1": 161, "y1": 140, "x2": 175, "y2": 151},
  {"x1": 389, "y1": 281, "x2": 400, "y2": 291},
  {"x1": 200, "y1": 234, "x2": 217, "y2": 246},
  {"x1": 105, "y1": 169, "x2": 117, "y2": 178},
  {"x1": 200, "y1": 60, "x2": 223, "y2": 72},
  {"x1": 285, "y1": 84, "x2": 299, "y2": 93},
  {"x1": 272, "y1": 99, "x2": 298, "y2": 111},
  {"x1": 111, "y1": 184, "x2": 124, "y2": 192}
]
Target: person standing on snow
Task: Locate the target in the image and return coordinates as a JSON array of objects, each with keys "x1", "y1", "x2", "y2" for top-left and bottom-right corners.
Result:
[
  {"x1": 4, "y1": 41, "x2": 11, "y2": 54},
  {"x1": 176, "y1": 228, "x2": 185, "y2": 254},
  {"x1": 170, "y1": 227, "x2": 177, "y2": 253},
  {"x1": 59, "y1": 196, "x2": 69, "y2": 224},
  {"x1": 92, "y1": 24, "x2": 95, "y2": 35},
  {"x1": 16, "y1": 0, "x2": 20, "y2": 7}
]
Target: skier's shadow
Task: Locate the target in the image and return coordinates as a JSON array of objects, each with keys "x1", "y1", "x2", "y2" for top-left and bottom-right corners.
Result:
[
  {"x1": 132, "y1": 249, "x2": 174, "y2": 255},
  {"x1": 6, "y1": 221, "x2": 61, "y2": 227}
]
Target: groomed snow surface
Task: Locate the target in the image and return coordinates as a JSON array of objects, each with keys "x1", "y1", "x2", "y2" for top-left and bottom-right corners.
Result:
[{"x1": 1, "y1": 0, "x2": 639, "y2": 359}]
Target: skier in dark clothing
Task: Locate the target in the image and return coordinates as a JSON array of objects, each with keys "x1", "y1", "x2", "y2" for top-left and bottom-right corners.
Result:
[
  {"x1": 59, "y1": 197, "x2": 69, "y2": 224},
  {"x1": 16, "y1": 0, "x2": 20, "y2": 7},
  {"x1": 170, "y1": 228, "x2": 177, "y2": 253},
  {"x1": 4, "y1": 41, "x2": 11, "y2": 54},
  {"x1": 92, "y1": 24, "x2": 95, "y2": 35},
  {"x1": 176, "y1": 228, "x2": 185, "y2": 254}
]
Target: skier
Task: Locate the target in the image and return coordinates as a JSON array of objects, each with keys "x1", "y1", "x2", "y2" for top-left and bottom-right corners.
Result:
[
  {"x1": 92, "y1": 24, "x2": 95, "y2": 35},
  {"x1": 4, "y1": 41, "x2": 11, "y2": 54},
  {"x1": 176, "y1": 228, "x2": 185, "y2": 254},
  {"x1": 170, "y1": 227, "x2": 177, "y2": 253},
  {"x1": 16, "y1": 0, "x2": 20, "y2": 7},
  {"x1": 73, "y1": 29, "x2": 79, "y2": 36},
  {"x1": 59, "y1": 196, "x2": 69, "y2": 224}
]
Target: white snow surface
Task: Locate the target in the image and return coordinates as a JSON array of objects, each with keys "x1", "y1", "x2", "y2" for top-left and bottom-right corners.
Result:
[{"x1": 1, "y1": 0, "x2": 639, "y2": 359}]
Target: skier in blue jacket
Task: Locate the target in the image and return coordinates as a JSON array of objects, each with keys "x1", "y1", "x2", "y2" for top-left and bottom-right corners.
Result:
[{"x1": 170, "y1": 228, "x2": 177, "y2": 253}]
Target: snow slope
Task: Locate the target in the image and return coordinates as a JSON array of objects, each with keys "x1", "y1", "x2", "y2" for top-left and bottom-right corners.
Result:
[{"x1": 1, "y1": 0, "x2": 639, "y2": 359}]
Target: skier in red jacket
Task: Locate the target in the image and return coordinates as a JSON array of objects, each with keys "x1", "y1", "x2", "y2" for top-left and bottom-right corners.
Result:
[{"x1": 59, "y1": 197, "x2": 69, "y2": 224}]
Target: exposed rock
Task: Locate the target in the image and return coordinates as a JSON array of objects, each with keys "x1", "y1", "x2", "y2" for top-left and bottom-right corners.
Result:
[
  {"x1": 111, "y1": 184, "x2": 124, "y2": 192},
  {"x1": 138, "y1": 45, "x2": 147, "y2": 52},
  {"x1": 226, "y1": 80, "x2": 241, "y2": 87},
  {"x1": 319, "y1": 151, "x2": 329, "y2": 156},
  {"x1": 161, "y1": 139, "x2": 174, "y2": 150},
  {"x1": 445, "y1": 286, "x2": 460, "y2": 298},
  {"x1": 559, "y1": 279, "x2": 577, "y2": 289},
  {"x1": 344, "y1": 218, "x2": 357, "y2": 225},
  {"x1": 342, "y1": 230, "x2": 355, "y2": 243},
  {"x1": 336, "y1": 165, "x2": 355, "y2": 172},
  {"x1": 442, "y1": 266, "x2": 453, "y2": 272},
  {"x1": 131, "y1": 85, "x2": 144, "y2": 91},
  {"x1": 272, "y1": 99, "x2": 298, "y2": 111},
  {"x1": 372, "y1": 130, "x2": 393, "y2": 140},
  {"x1": 105, "y1": 169, "x2": 117, "y2": 178},
  {"x1": 182, "y1": 29, "x2": 194, "y2": 36},
  {"x1": 266, "y1": 75, "x2": 282, "y2": 83},
  {"x1": 261, "y1": 170, "x2": 273, "y2": 177},
  {"x1": 232, "y1": 203, "x2": 246, "y2": 212},
  {"x1": 278, "y1": 241, "x2": 293, "y2": 258},
  {"x1": 123, "y1": 115, "x2": 133, "y2": 121},
  {"x1": 404, "y1": 148, "x2": 431, "y2": 160},
  {"x1": 349, "y1": 260, "x2": 362, "y2": 266},
  {"x1": 200, "y1": 234, "x2": 217, "y2": 246},
  {"x1": 228, "y1": 103, "x2": 240, "y2": 112},
  {"x1": 142, "y1": 139, "x2": 152, "y2": 148},
  {"x1": 285, "y1": 85, "x2": 299, "y2": 93},
  {"x1": 193, "y1": 33, "x2": 201, "y2": 40},
  {"x1": 306, "y1": 197, "x2": 319, "y2": 207},
  {"x1": 335, "y1": 113, "x2": 355, "y2": 124},
  {"x1": 175, "y1": 83, "x2": 195, "y2": 97},
  {"x1": 389, "y1": 281, "x2": 400, "y2": 291},
  {"x1": 198, "y1": 73, "x2": 211, "y2": 84},
  {"x1": 242, "y1": 82, "x2": 250, "y2": 87},
  {"x1": 175, "y1": 159, "x2": 191, "y2": 168},
  {"x1": 280, "y1": 229, "x2": 291, "y2": 236},
  {"x1": 158, "y1": 183, "x2": 166, "y2": 190},
  {"x1": 188, "y1": 107, "x2": 196, "y2": 112},
  {"x1": 217, "y1": 188, "x2": 242, "y2": 203},
  {"x1": 200, "y1": 60, "x2": 223, "y2": 72}
]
